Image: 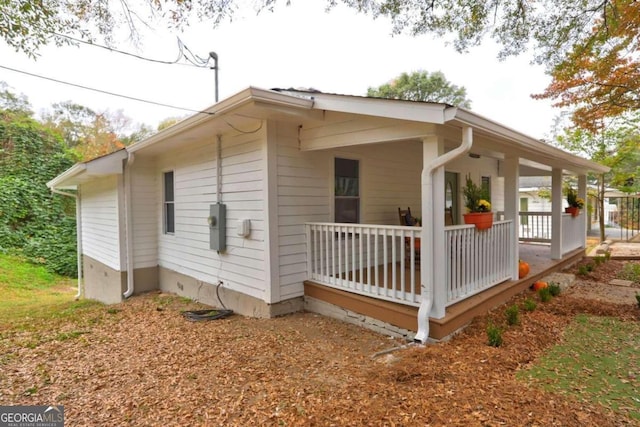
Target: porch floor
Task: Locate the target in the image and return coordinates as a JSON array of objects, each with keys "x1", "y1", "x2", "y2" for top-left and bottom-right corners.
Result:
[{"x1": 304, "y1": 243, "x2": 584, "y2": 340}]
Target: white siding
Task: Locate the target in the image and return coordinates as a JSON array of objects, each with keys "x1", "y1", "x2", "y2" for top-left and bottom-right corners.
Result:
[
  {"x1": 131, "y1": 159, "x2": 158, "y2": 268},
  {"x1": 276, "y1": 123, "x2": 331, "y2": 299},
  {"x1": 156, "y1": 131, "x2": 268, "y2": 301},
  {"x1": 80, "y1": 175, "x2": 122, "y2": 271}
]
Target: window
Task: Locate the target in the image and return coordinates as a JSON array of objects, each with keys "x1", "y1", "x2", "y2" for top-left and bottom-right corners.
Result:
[
  {"x1": 481, "y1": 175, "x2": 491, "y2": 201},
  {"x1": 163, "y1": 171, "x2": 175, "y2": 234},
  {"x1": 335, "y1": 158, "x2": 359, "y2": 223}
]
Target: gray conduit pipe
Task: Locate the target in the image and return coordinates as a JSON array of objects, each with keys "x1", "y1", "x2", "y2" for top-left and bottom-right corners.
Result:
[
  {"x1": 51, "y1": 188, "x2": 83, "y2": 300},
  {"x1": 414, "y1": 126, "x2": 473, "y2": 344}
]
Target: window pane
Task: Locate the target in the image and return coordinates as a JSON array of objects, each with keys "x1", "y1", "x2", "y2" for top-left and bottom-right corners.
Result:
[
  {"x1": 164, "y1": 171, "x2": 174, "y2": 202},
  {"x1": 165, "y1": 203, "x2": 175, "y2": 233},
  {"x1": 335, "y1": 198, "x2": 359, "y2": 223}
]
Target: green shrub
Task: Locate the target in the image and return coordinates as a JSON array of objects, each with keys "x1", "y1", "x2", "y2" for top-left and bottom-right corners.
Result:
[
  {"x1": 593, "y1": 256, "x2": 604, "y2": 266},
  {"x1": 523, "y1": 298, "x2": 537, "y2": 312},
  {"x1": 505, "y1": 304, "x2": 520, "y2": 326},
  {"x1": 577, "y1": 265, "x2": 589, "y2": 276},
  {"x1": 486, "y1": 322, "x2": 503, "y2": 347},
  {"x1": 585, "y1": 263, "x2": 595, "y2": 272},
  {"x1": 604, "y1": 251, "x2": 611, "y2": 261},
  {"x1": 538, "y1": 287, "x2": 552, "y2": 302},
  {"x1": 617, "y1": 262, "x2": 640, "y2": 284},
  {"x1": 548, "y1": 282, "x2": 562, "y2": 297},
  {"x1": 636, "y1": 293, "x2": 640, "y2": 308}
]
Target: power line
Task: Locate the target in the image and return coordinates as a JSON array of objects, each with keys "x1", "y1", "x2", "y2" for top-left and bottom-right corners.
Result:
[
  {"x1": 0, "y1": 64, "x2": 214, "y2": 115},
  {"x1": 51, "y1": 32, "x2": 213, "y2": 68}
]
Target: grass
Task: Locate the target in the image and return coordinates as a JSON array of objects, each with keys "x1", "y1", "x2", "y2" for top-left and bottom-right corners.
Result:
[
  {"x1": 0, "y1": 253, "x2": 102, "y2": 340},
  {"x1": 520, "y1": 314, "x2": 640, "y2": 420}
]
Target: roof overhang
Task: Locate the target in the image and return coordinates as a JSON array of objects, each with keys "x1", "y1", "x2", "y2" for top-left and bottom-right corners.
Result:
[
  {"x1": 47, "y1": 149, "x2": 128, "y2": 190},
  {"x1": 126, "y1": 87, "x2": 315, "y2": 156}
]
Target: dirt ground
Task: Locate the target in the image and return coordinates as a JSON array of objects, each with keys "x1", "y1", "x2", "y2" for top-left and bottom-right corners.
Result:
[{"x1": 1, "y1": 259, "x2": 639, "y2": 426}]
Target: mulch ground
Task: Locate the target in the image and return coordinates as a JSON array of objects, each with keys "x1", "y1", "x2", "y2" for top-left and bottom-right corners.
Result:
[{"x1": 1, "y1": 259, "x2": 639, "y2": 426}]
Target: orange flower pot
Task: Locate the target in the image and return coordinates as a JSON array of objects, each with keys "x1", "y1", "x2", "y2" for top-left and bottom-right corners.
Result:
[{"x1": 463, "y1": 212, "x2": 493, "y2": 230}]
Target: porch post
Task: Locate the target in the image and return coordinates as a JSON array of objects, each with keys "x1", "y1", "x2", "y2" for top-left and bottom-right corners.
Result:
[
  {"x1": 421, "y1": 136, "x2": 447, "y2": 319},
  {"x1": 578, "y1": 174, "x2": 588, "y2": 248},
  {"x1": 503, "y1": 155, "x2": 519, "y2": 278},
  {"x1": 551, "y1": 168, "x2": 564, "y2": 259}
]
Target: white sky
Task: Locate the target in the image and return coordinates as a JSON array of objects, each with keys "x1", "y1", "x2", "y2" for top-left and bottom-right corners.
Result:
[{"x1": 0, "y1": 2, "x2": 559, "y2": 139}]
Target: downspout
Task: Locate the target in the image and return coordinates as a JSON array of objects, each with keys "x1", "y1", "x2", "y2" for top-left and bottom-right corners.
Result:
[
  {"x1": 51, "y1": 188, "x2": 83, "y2": 300},
  {"x1": 123, "y1": 153, "x2": 135, "y2": 298},
  {"x1": 414, "y1": 125, "x2": 473, "y2": 344}
]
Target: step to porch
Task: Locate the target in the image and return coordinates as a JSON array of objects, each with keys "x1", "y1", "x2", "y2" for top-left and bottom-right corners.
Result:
[{"x1": 304, "y1": 248, "x2": 584, "y2": 340}]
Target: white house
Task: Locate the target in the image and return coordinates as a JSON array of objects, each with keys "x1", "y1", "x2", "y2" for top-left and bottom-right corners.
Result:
[{"x1": 47, "y1": 87, "x2": 609, "y2": 341}]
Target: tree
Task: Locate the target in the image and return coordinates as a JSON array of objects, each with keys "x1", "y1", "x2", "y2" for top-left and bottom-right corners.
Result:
[
  {"x1": 534, "y1": 1, "x2": 640, "y2": 131},
  {"x1": 367, "y1": 70, "x2": 471, "y2": 107},
  {"x1": 0, "y1": 82, "x2": 32, "y2": 116},
  {"x1": 4, "y1": 1, "x2": 637, "y2": 127},
  {"x1": 0, "y1": 107, "x2": 78, "y2": 276},
  {"x1": 555, "y1": 119, "x2": 640, "y2": 240},
  {"x1": 42, "y1": 102, "x2": 153, "y2": 160}
]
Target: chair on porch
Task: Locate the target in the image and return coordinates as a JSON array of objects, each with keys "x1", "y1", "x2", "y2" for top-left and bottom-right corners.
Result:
[{"x1": 398, "y1": 207, "x2": 420, "y2": 264}]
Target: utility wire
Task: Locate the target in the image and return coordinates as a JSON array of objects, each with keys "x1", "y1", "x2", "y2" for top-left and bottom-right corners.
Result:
[
  {"x1": 0, "y1": 64, "x2": 214, "y2": 115},
  {"x1": 51, "y1": 32, "x2": 214, "y2": 68}
]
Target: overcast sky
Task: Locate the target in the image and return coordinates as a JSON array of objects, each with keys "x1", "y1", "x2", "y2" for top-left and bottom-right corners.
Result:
[{"x1": 0, "y1": 2, "x2": 559, "y2": 139}]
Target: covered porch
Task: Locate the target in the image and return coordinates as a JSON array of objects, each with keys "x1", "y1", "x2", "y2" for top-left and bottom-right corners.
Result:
[
  {"x1": 274, "y1": 89, "x2": 609, "y2": 341},
  {"x1": 303, "y1": 222, "x2": 584, "y2": 340}
]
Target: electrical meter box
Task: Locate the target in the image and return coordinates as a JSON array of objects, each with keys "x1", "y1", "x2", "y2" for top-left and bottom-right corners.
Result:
[{"x1": 208, "y1": 203, "x2": 226, "y2": 251}]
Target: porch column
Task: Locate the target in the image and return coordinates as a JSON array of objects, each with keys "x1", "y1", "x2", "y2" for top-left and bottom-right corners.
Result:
[
  {"x1": 578, "y1": 174, "x2": 588, "y2": 248},
  {"x1": 550, "y1": 168, "x2": 564, "y2": 259},
  {"x1": 503, "y1": 155, "x2": 519, "y2": 278},
  {"x1": 421, "y1": 136, "x2": 447, "y2": 319}
]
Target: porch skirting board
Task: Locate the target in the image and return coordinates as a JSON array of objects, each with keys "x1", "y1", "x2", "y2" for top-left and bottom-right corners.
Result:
[
  {"x1": 304, "y1": 295, "x2": 417, "y2": 341},
  {"x1": 82, "y1": 255, "x2": 158, "y2": 304},
  {"x1": 304, "y1": 281, "x2": 418, "y2": 340},
  {"x1": 158, "y1": 267, "x2": 304, "y2": 318}
]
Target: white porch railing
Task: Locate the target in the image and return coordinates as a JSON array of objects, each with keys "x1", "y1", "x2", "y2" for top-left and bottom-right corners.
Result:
[
  {"x1": 561, "y1": 212, "x2": 583, "y2": 254},
  {"x1": 519, "y1": 211, "x2": 552, "y2": 242},
  {"x1": 445, "y1": 220, "x2": 514, "y2": 306},
  {"x1": 306, "y1": 223, "x2": 421, "y2": 306},
  {"x1": 305, "y1": 220, "x2": 515, "y2": 309}
]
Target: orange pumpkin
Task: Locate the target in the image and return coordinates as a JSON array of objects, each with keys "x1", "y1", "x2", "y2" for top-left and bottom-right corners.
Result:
[
  {"x1": 518, "y1": 260, "x2": 530, "y2": 279},
  {"x1": 532, "y1": 281, "x2": 548, "y2": 291}
]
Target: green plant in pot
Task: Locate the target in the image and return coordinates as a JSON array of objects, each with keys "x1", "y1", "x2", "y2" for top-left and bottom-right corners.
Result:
[
  {"x1": 462, "y1": 175, "x2": 493, "y2": 230},
  {"x1": 565, "y1": 186, "x2": 584, "y2": 216}
]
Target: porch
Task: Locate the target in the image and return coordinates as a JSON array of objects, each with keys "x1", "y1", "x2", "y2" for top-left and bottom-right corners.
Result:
[{"x1": 304, "y1": 219, "x2": 585, "y2": 340}]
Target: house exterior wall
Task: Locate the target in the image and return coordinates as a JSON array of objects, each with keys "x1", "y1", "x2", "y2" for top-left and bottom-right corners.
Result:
[
  {"x1": 79, "y1": 175, "x2": 123, "y2": 271},
  {"x1": 446, "y1": 155, "x2": 503, "y2": 221},
  {"x1": 154, "y1": 129, "x2": 272, "y2": 309},
  {"x1": 131, "y1": 158, "x2": 158, "y2": 269}
]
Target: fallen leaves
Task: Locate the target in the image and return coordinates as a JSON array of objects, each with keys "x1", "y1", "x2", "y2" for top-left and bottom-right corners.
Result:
[{"x1": 0, "y1": 263, "x2": 638, "y2": 425}]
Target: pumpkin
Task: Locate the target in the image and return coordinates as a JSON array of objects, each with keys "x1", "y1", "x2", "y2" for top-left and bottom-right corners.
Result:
[
  {"x1": 518, "y1": 260, "x2": 530, "y2": 279},
  {"x1": 532, "y1": 281, "x2": 548, "y2": 291}
]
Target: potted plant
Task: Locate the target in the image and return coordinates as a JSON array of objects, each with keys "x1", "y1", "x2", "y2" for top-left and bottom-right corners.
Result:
[
  {"x1": 462, "y1": 175, "x2": 493, "y2": 230},
  {"x1": 565, "y1": 186, "x2": 584, "y2": 217}
]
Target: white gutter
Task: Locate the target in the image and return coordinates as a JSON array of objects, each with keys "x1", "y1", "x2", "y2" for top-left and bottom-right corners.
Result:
[
  {"x1": 414, "y1": 123, "x2": 473, "y2": 344},
  {"x1": 123, "y1": 153, "x2": 135, "y2": 298},
  {"x1": 50, "y1": 188, "x2": 83, "y2": 300}
]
